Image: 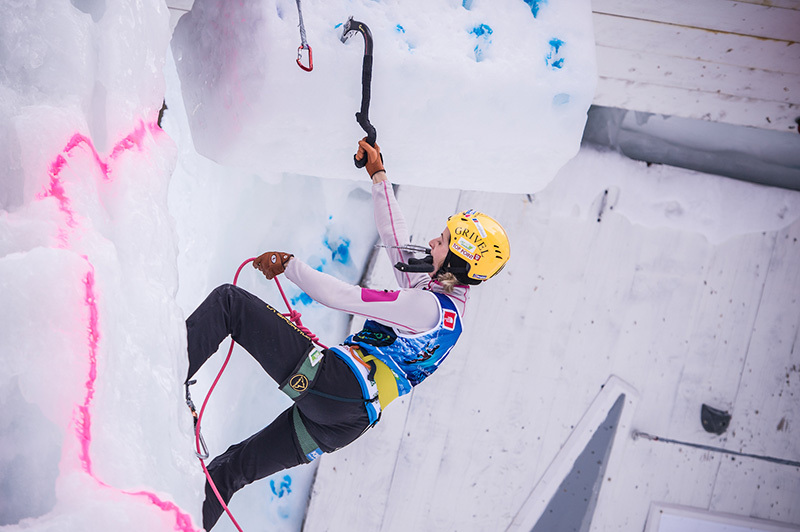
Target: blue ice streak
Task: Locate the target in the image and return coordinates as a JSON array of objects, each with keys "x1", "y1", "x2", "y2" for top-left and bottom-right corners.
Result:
[
  {"x1": 270, "y1": 475, "x2": 293, "y2": 498},
  {"x1": 324, "y1": 236, "x2": 351, "y2": 264},
  {"x1": 523, "y1": 0, "x2": 547, "y2": 17},
  {"x1": 471, "y1": 24, "x2": 493, "y2": 38},
  {"x1": 470, "y1": 24, "x2": 493, "y2": 62},
  {"x1": 546, "y1": 38, "x2": 565, "y2": 69},
  {"x1": 291, "y1": 292, "x2": 313, "y2": 307}
]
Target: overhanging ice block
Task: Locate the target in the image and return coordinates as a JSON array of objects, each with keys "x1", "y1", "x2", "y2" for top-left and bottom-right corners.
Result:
[{"x1": 171, "y1": 0, "x2": 596, "y2": 193}]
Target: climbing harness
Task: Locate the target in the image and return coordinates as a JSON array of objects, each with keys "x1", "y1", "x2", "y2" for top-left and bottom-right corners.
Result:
[
  {"x1": 295, "y1": 0, "x2": 313, "y2": 71},
  {"x1": 340, "y1": 17, "x2": 378, "y2": 168},
  {"x1": 328, "y1": 346, "x2": 382, "y2": 426},
  {"x1": 278, "y1": 347, "x2": 324, "y2": 400},
  {"x1": 292, "y1": 406, "x2": 323, "y2": 462},
  {"x1": 185, "y1": 257, "x2": 327, "y2": 532}
]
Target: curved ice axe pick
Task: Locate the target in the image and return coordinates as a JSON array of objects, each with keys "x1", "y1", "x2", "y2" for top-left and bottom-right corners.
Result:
[{"x1": 340, "y1": 17, "x2": 377, "y2": 168}]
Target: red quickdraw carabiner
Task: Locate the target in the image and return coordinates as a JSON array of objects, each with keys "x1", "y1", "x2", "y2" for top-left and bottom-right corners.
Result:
[{"x1": 297, "y1": 45, "x2": 313, "y2": 72}]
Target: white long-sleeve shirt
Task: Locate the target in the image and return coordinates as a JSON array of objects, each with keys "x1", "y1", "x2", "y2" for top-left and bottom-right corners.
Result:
[{"x1": 284, "y1": 180, "x2": 469, "y2": 335}]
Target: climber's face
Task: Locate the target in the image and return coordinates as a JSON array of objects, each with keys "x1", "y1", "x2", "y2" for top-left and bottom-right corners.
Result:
[{"x1": 428, "y1": 228, "x2": 451, "y2": 277}]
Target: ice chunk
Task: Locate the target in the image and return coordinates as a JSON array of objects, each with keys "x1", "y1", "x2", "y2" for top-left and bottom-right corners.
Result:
[{"x1": 171, "y1": 0, "x2": 596, "y2": 193}]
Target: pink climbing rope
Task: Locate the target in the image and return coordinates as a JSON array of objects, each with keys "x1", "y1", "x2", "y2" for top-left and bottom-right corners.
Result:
[{"x1": 193, "y1": 257, "x2": 327, "y2": 531}]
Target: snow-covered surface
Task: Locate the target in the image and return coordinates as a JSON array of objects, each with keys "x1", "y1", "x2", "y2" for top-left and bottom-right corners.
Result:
[{"x1": 1, "y1": 1, "x2": 799, "y2": 532}]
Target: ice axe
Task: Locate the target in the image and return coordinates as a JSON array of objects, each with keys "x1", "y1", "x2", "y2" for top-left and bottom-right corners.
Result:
[{"x1": 340, "y1": 17, "x2": 378, "y2": 168}]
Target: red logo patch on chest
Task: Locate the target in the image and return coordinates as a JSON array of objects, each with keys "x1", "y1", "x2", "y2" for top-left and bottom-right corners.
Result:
[{"x1": 443, "y1": 310, "x2": 457, "y2": 330}]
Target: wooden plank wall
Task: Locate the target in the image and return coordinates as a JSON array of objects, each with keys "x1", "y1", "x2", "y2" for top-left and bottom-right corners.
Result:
[{"x1": 592, "y1": 0, "x2": 800, "y2": 133}]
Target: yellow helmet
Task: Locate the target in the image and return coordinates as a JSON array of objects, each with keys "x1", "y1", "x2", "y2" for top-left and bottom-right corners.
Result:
[{"x1": 445, "y1": 210, "x2": 510, "y2": 282}]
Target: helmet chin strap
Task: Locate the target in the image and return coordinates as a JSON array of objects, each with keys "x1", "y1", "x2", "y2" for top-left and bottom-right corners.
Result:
[{"x1": 440, "y1": 251, "x2": 483, "y2": 286}]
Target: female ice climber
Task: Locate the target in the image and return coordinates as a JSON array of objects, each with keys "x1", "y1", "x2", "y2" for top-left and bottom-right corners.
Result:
[{"x1": 185, "y1": 140, "x2": 510, "y2": 530}]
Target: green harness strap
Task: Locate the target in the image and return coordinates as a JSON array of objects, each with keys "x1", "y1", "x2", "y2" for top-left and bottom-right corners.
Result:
[
  {"x1": 281, "y1": 347, "x2": 377, "y2": 462},
  {"x1": 280, "y1": 346, "x2": 372, "y2": 404},
  {"x1": 279, "y1": 348, "x2": 325, "y2": 462},
  {"x1": 279, "y1": 347, "x2": 324, "y2": 399},
  {"x1": 292, "y1": 406, "x2": 322, "y2": 462}
]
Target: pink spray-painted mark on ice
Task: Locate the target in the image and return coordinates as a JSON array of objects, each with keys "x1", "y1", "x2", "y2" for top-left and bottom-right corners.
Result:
[
  {"x1": 75, "y1": 264, "x2": 100, "y2": 474},
  {"x1": 77, "y1": 264, "x2": 198, "y2": 531},
  {"x1": 37, "y1": 120, "x2": 201, "y2": 531},
  {"x1": 39, "y1": 153, "x2": 77, "y2": 247},
  {"x1": 36, "y1": 120, "x2": 160, "y2": 247}
]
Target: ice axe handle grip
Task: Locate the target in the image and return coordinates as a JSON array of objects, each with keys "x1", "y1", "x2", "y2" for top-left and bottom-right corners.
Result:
[
  {"x1": 354, "y1": 153, "x2": 368, "y2": 168},
  {"x1": 354, "y1": 123, "x2": 377, "y2": 168}
]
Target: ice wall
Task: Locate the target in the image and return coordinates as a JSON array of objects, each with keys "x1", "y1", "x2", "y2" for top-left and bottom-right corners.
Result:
[
  {"x1": 170, "y1": 0, "x2": 596, "y2": 193},
  {"x1": 0, "y1": 1, "x2": 202, "y2": 530},
  {"x1": 1, "y1": 2, "x2": 379, "y2": 531}
]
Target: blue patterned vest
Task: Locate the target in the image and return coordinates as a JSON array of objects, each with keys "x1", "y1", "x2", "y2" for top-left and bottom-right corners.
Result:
[{"x1": 345, "y1": 292, "x2": 463, "y2": 396}]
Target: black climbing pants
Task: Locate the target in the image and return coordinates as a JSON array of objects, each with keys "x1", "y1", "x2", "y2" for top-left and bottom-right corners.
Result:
[{"x1": 186, "y1": 284, "x2": 371, "y2": 530}]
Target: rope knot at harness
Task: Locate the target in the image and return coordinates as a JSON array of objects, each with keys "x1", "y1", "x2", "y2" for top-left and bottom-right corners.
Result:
[
  {"x1": 288, "y1": 315, "x2": 322, "y2": 345},
  {"x1": 270, "y1": 269, "x2": 327, "y2": 349}
]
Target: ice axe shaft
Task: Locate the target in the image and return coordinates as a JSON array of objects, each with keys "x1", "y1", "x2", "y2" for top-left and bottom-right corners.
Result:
[{"x1": 340, "y1": 17, "x2": 376, "y2": 168}]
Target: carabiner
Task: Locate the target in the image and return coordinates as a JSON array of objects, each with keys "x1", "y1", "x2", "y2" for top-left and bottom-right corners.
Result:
[
  {"x1": 186, "y1": 380, "x2": 210, "y2": 459},
  {"x1": 297, "y1": 45, "x2": 313, "y2": 72},
  {"x1": 195, "y1": 426, "x2": 210, "y2": 460}
]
